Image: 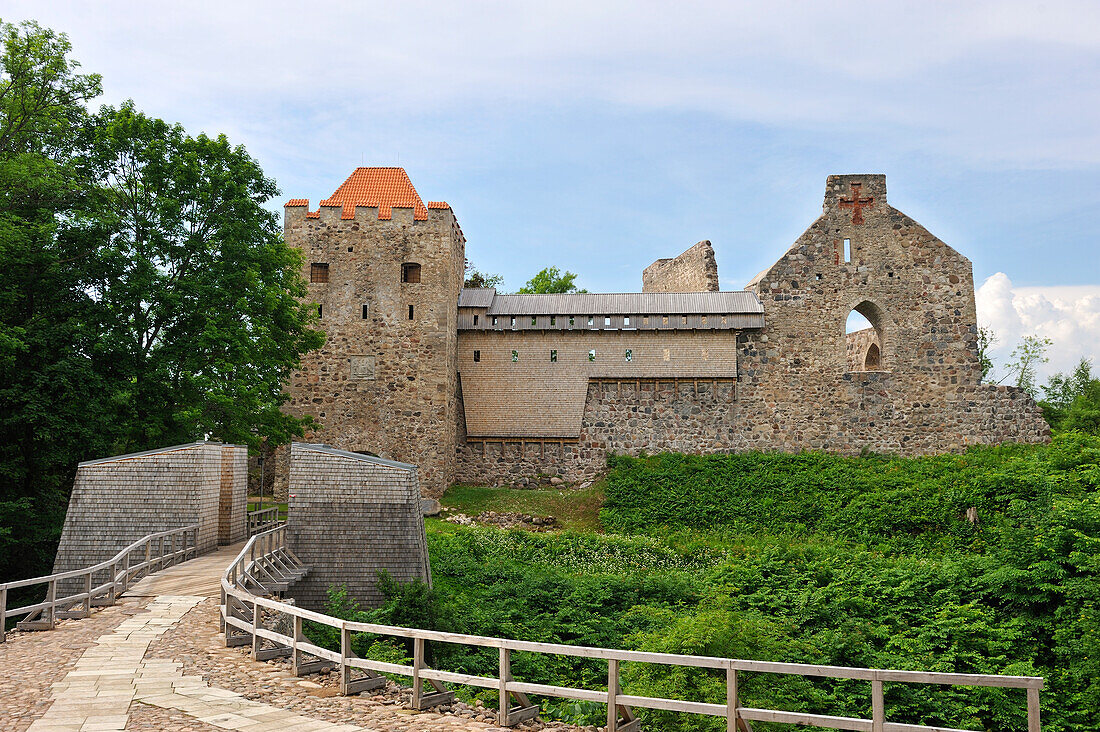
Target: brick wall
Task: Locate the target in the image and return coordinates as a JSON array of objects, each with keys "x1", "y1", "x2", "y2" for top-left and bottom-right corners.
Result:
[
  {"x1": 642, "y1": 240, "x2": 720, "y2": 292},
  {"x1": 285, "y1": 443, "x2": 430, "y2": 610}
]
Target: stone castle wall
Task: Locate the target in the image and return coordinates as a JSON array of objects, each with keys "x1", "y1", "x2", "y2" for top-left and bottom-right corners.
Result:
[
  {"x1": 845, "y1": 327, "x2": 881, "y2": 372},
  {"x1": 642, "y1": 240, "x2": 720, "y2": 292},
  {"x1": 286, "y1": 443, "x2": 430, "y2": 610},
  {"x1": 282, "y1": 203, "x2": 465, "y2": 499}
]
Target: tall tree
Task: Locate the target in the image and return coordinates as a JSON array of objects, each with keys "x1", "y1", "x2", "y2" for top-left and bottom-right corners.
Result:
[
  {"x1": 463, "y1": 259, "x2": 503, "y2": 289},
  {"x1": 518, "y1": 266, "x2": 586, "y2": 294},
  {"x1": 0, "y1": 20, "x2": 104, "y2": 579},
  {"x1": 83, "y1": 102, "x2": 325, "y2": 450}
]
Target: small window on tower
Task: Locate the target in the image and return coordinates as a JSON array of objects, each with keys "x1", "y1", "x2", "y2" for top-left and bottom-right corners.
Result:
[
  {"x1": 588, "y1": 349, "x2": 596, "y2": 362},
  {"x1": 531, "y1": 316, "x2": 537, "y2": 326},
  {"x1": 569, "y1": 316, "x2": 575, "y2": 327},
  {"x1": 318, "y1": 304, "x2": 323, "y2": 319},
  {"x1": 624, "y1": 316, "x2": 631, "y2": 327},
  {"x1": 550, "y1": 350, "x2": 557, "y2": 362},
  {"x1": 624, "y1": 349, "x2": 632, "y2": 362},
  {"x1": 361, "y1": 304, "x2": 369, "y2": 319},
  {"x1": 510, "y1": 316, "x2": 517, "y2": 328},
  {"x1": 311, "y1": 263, "x2": 329, "y2": 283},
  {"x1": 550, "y1": 316, "x2": 557, "y2": 326},
  {"x1": 401, "y1": 262, "x2": 421, "y2": 283},
  {"x1": 492, "y1": 316, "x2": 498, "y2": 326},
  {"x1": 587, "y1": 316, "x2": 595, "y2": 327},
  {"x1": 473, "y1": 350, "x2": 480, "y2": 362},
  {"x1": 512, "y1": 350, "x2": 519, "y2": 362},
  {"x1": 473, "y1": 314, "x2": 479, "y2": 325},
  {"x1": 843, "y1": 239, "x2": 851, "y2": 263},
  {"x1": 408, "y1": 305, "x2": 414, "y2": 320}
]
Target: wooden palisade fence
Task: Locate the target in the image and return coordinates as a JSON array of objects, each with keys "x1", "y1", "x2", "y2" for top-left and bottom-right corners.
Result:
[
  {"x1": 0, "y1": 524, "x2": 199, "y2": 638},
  {"x1": 223, "y1": 526, "x2": 1044, "y2": 732}
]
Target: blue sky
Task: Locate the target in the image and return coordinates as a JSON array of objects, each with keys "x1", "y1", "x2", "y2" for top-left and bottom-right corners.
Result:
[{"x1": 8, "y1": 0, "x2": 1099, "y2": 379}]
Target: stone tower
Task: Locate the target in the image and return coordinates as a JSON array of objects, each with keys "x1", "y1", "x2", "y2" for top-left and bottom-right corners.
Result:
[{"x1": 282, "y1": 168, "x2": 465, "y2": 498}]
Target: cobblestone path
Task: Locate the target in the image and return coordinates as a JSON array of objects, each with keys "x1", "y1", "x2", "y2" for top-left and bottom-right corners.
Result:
[{"x1": 2, "y1": 596, "x2": 588, "y2": 732}]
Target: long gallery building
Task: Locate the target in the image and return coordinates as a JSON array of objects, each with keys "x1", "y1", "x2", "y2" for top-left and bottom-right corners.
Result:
[{"x1": 279, "y1": 168, "x2": 1048, "y2": 498}]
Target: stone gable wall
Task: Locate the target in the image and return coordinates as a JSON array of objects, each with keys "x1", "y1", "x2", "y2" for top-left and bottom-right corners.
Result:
[
  {"x1": 285, "y1": 444, "x2": 430, "y2": 610},
  {"x1": 642, "y1": 240, "x2": 720, "y2": 292},
  {"x1": 281, "y1": 205, "x2": 465, "y2": 499}
]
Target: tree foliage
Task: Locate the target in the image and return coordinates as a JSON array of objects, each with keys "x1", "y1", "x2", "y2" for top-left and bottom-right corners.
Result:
[
  {"x1": 518, "y1": 266, "x2": 585, "y2": 294},
  {"x1": 463, "y1": 258, "x2": 504, "y2": 289},
  {"x1": 0, "y1": 20, "x2": 323, "y2": 581},
  {"x1": 1041, "y1": 358, "x2": 1100, "y2": 434}
]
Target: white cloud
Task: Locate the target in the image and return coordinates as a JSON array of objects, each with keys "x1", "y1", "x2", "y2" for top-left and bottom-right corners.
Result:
[
  {"x1": 7, "y1": 0, "x2": 1100, "y2": 167},
  {"x1": 976, "y1": 273, "x2": 1100, "y2": 382}
]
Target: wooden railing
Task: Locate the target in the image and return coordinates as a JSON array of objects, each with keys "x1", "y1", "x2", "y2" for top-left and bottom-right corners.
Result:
[
  {"x1": 0, "y1": 524, "x2": 199, "y2": 638},
  {"x1": 247, "y1": 506, "x2": 280, "y2": 536},
  {"x1": 222, "y1": 527, "x2": 1044, "y2": 732}
]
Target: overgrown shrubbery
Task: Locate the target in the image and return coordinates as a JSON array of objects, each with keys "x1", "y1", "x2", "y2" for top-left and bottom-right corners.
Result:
[{"x1": 322, "y1": 434, "x2": 1100, "y2": 731}]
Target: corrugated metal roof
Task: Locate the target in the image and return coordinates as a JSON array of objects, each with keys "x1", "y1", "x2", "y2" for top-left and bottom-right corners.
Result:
[
  {"x1": 458, "y1": 288, "x2": 497, "y2": 308},
  {"x1": 472, "y1": 291, "x2": 764, "y2": 315}
]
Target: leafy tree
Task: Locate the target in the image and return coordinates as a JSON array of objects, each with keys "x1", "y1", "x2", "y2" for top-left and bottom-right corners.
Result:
[
  {"x1": 1041, "y1": 359, "x2": 1100, "y2": 434},
  {"x1": 518, "y1": 266, "x2": 586, "y2": 294},
  {"x1": 0, "y1": 20, "x2": 104, "y2": 580},
  {"x1": 463, "y1": 258, "x2": 503, "y2": 289},
  {"x1": 976, "y1": 325, "x2": 997, "y2": 383},
  {"x1": 998, "y1": 335, "x2": 1051, "y2": 396},
  {"x1": 81, "y1": 102, "x2": 325, "y2": 450}
]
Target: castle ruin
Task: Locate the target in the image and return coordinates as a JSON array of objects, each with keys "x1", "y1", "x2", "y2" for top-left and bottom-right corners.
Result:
[{"x1": 281, "y1": 170, "x2": 1049, "y2": 498}]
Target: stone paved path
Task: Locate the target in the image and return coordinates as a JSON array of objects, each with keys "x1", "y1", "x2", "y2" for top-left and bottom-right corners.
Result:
[{"x1": 3, "y1": 569, "x2": 588, "y2": 732}]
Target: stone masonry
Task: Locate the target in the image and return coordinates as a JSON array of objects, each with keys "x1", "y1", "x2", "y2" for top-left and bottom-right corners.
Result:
[
  {"x1": 285, "y1": 170, "x2": 1049, "y2": 493},
  {"x1": 642, "y1": 240, "x2": 720, "y2": 292},
  {"x1": 52, "y1": 442, "x2": 247, "y2": 592},
  {"x1": 285, "y1": 442, "x2": 431, "y2": 610},
  {"x1": 282, "y1": 168, "x2": 465, "y2": 500}
]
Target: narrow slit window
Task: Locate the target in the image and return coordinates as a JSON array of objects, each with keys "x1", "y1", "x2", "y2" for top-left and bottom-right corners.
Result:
[
  {"x1": 550, "y1": 350, "x2": 557, "y2": 362},
  {"x1": 473, "y1": 314, "x2": 479, "y2": 325},
  {"x1": 587, "y1": 316, "x2": 594, "y2": 327},
  {"x1": 473, "y1": 350, "x2": 480, "y2": 362},
  {"x1": 310, "y1": 263, "x2": 329, "y2": 283},
  {"x1": 624, "y1": 349, "x2": 632, "y2": 362},
  {"x1": 408, "y1": 305, "x2": 414, "y2": 320},
  {"x1": 361, "y1": 304, "x2": 369, "y2": 319},
  {"x1": 401, "y1": 262, "x2": 421, "y2": 283},
  {"x1": 588, "y1": 349, "x2": 596, "y2": 362},
  {"x1": 492, "y1": 316, "x2": 498, "y2": 326},
  {"x1": 510, "y1": 316, "x2": 517, "y2": 329},
  {"x1": 604, "y1": 316, "x2": 612, "y2": 327},
  {"x1": 843, "y1": 239, "x2": 851, "y2": 263},
  {"x1": 569, "y1": 316, "x2": 575, "y2": 327},
  {"x1": 531, "y1": 316, "x2": 538, "y2": 326},
  {"x1": 512, "y1": 350, "x2": 519, "y2": 362},
  {"x1": 550, "y1": 316, "x2": 557, "y2": 326},
  {"x1": 643, "y1": 316, "x2": 650, "y2": 326},
  {"x1": 624, "y1": 316, "x2": 631, "y2": 327},
  {"x1": 662, "y1": 315, "x2": 669, "y2": 325},
  {"x1": 317, "y1": 304, "x2": 323, "y2": 319}
]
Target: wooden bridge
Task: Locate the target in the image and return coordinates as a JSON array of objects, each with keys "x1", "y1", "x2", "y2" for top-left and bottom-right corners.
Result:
[{"x1": 1, "y1": 519, "x2": 1046, "y2": 732}]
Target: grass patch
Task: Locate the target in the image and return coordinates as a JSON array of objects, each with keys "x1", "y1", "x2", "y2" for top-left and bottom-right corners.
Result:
[{"x1": 439, "y1": 482, "x2": 605, "y2": 532}]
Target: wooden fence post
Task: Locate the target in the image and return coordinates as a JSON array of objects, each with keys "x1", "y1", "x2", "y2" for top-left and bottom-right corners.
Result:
[
  {"x1": 0, "y1": 587, "x2": 7, "y2": 642},
  {"x1": 1028, "y1": 688, "x2": 1041, "y2": 732},
  {"x1": 412, "y1": 637, "x2": 424, "y2": 709},
  {"x1": 871, "y1": 679, "x2": 884, "y2": 732},
  {"x1": 340, "y1": 623, "x2": 350, "y2": 695},
  {"x1": 82, "y1": 572, "x2": 91, "y2": 616},
  {"x1": 251, "y1": 601, "x2": 260, "y2": 660},
  {"x1": 727, "y1": 667, "x2": 739, "y2": 732},
  {"x1": 499, "y1": 646, "x2": 510, "y2": 726},
  {"x1": 607, "y1": 658, "x2": 619, "y2": 732},
  {"x1": 46, "y1": 579, "x2": 56, "y2": 630}
]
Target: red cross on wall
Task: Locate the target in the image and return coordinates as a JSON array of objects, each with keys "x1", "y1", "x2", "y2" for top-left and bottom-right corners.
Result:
[{"x1": 839, "y1": 182, "x2": 874, "y2": 225}]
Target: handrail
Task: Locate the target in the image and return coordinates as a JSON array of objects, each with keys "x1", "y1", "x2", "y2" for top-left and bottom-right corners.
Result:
[
  {"x1": 247, "y1": 506, "x2": 280, "y2": 536},
  {"x1": 222, "y1": 527, "x2": 1045, "y2": 731},
  {"x1": 1, "y1": 524, "x2": 200, "y2": 638}
]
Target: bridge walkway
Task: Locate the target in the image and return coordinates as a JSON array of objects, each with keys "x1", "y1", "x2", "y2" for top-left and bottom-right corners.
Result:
[{"x1": 123, "y1": 541, "x2": 245, "y2": 598}]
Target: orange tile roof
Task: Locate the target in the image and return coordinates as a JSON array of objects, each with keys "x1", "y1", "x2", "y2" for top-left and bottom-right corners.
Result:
[
  {"x1": 427, "y1": 201, "x2": 450, "y2": 209},
  {"x1": 319, "y1": 167, "x2": 429, "y2": 221},
  {"x1": 285, "y1": 198, "x2": 309, "y2": 207},
  {"x1": 305, "y1": 211, "x2": 319, "y2": 219}
]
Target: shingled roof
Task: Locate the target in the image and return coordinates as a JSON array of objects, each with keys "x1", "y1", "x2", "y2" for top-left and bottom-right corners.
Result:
[{"x1": 286, "y1": 168, "x2": 451, "y2": 221}]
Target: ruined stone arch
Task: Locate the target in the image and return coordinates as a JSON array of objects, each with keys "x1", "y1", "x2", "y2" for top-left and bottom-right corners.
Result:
[{"x1": 844, "y1": 299, "x2": 893, "y2": 373}]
